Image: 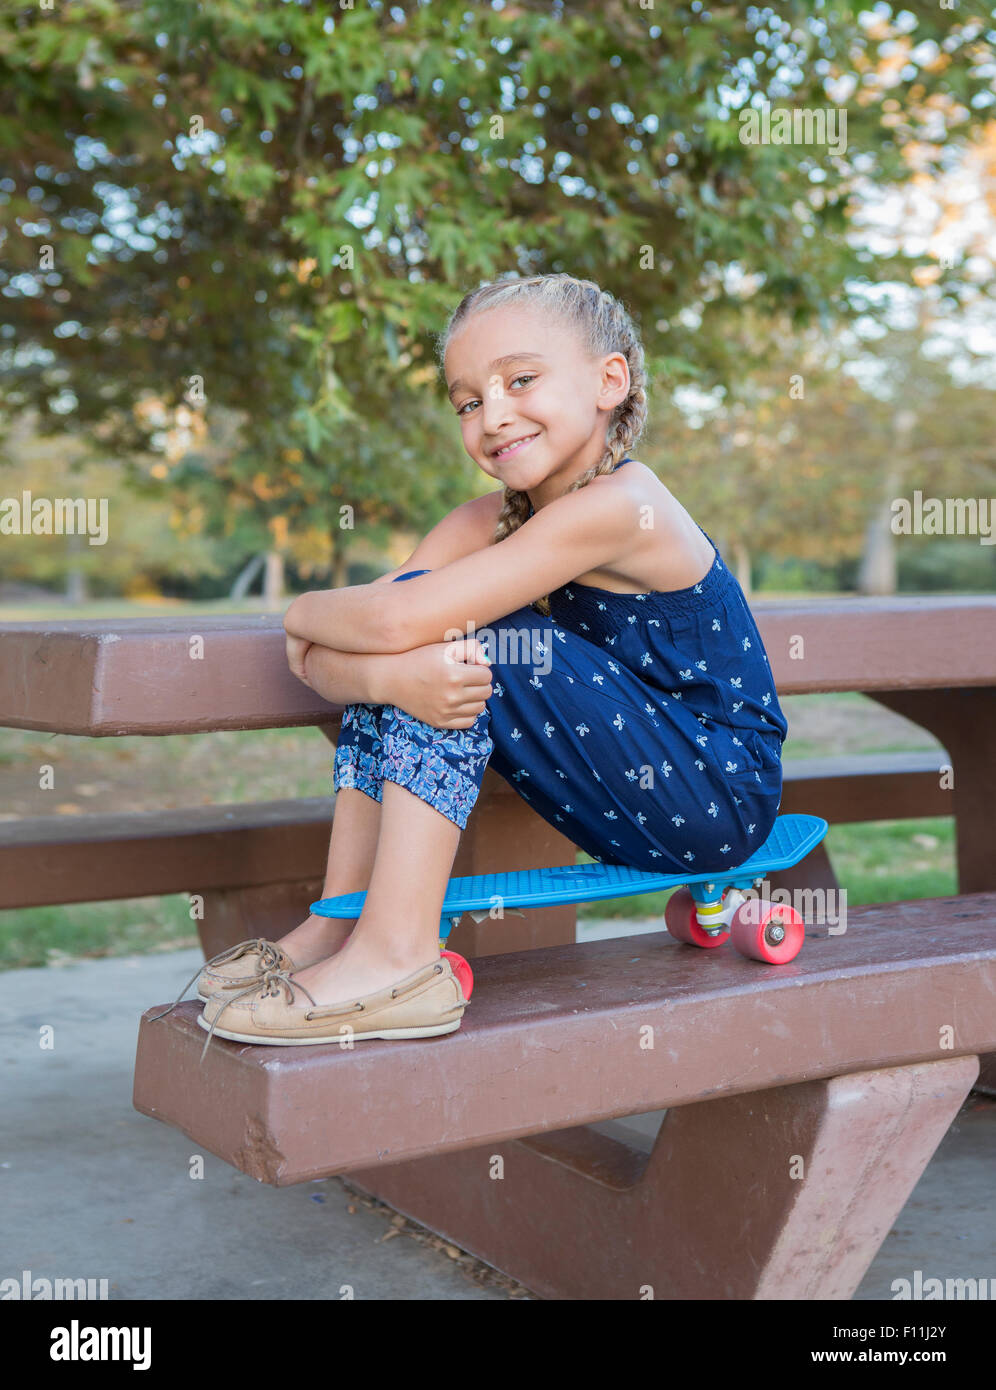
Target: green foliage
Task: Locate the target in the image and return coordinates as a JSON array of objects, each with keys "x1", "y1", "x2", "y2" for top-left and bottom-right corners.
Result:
[
  {"x1": 897, "y1": 538, "x2": 996, "y2": 593},
  {"x1": 0, "y1": 427, "x2": 221, "y2": 593},
  {"x1": 653, "y1": 315, "x2": 995, "y2": 579},
  {"x1": 1, "y1": 0, "x2": 993, "y2": 580}
]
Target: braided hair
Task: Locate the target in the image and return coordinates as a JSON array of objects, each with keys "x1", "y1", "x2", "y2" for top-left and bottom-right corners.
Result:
[{"x1": 434, "y1": 273, "x2": 649, "y2": 616}]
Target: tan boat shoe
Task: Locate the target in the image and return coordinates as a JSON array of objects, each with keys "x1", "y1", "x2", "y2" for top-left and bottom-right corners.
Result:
[
  {"x1": 196, "y1": 957, "x2": 468, "y2": 1058},
  {"x1": 146, "y1": 937, "x2": 296, "y2": 1024}
]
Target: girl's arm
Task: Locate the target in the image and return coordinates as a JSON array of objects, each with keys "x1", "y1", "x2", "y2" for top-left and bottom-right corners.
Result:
[
  {"x1": 301, "y1": 645, "x2": 397, "y2": 707},
  {"x1": 302, "y1": 639, "x2": 491, "y2": 729},
  {"x1": 285, "y1": 492, "x2": 504, "y2": 688},
  {"x1": 287, "y1": 567, "x2": 414, "y2": 702},
  {"x1": 286, "y1": 481, "x2": 638, "y2": 653}
]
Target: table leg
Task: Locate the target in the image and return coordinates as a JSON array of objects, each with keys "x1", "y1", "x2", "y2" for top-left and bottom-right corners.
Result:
[
  {"x1": 446, "y1": 769, "x2": 579, "y2": 957},
  {"x1": 345, "y1": 1054, "x2": 978, "y2": 1300},
  {"x1": 867, "y1": 688, "x2": 996, "y2": 1091}
]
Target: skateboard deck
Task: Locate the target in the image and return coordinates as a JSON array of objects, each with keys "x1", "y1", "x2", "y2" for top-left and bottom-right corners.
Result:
[{"x1": 311, "y1": 812, "x2": 828, "y2": 935}]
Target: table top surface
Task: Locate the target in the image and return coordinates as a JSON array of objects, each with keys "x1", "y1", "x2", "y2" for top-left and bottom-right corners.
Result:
[{"x1": 1, "y1": 595, "x2": 994, "y2": 735}]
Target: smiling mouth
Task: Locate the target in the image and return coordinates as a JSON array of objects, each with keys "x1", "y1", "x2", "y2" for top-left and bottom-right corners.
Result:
[{"x1": 491, "y1": 433, "x2": 539, "y2": 459}]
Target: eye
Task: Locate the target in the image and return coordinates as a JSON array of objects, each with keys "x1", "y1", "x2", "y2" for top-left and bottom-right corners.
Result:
[{"x1": 454, "y1": 373, "x2": 537, "y2": 417}]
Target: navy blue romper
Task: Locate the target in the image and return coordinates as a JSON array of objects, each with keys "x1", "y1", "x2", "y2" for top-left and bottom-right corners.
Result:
[{"x1": 333, "y1": 459, "x2": 788, "y2": 875}]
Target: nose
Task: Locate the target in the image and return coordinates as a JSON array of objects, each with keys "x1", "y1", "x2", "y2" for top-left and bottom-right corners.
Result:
[{"x1": 480, "y1": 374, "x2": 516, "y2": 441}]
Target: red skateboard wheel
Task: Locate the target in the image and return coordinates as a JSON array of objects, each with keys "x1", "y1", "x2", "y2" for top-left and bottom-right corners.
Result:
[
  {"x1": 730, "y1": 898, "x2": 805, "y2": 964},
  {"x1": 664, "y1": 886, "x2": 730, "y2": 949},
  {"x1": 440, "y1": 949, "x2": 474, "y2": 1000}
]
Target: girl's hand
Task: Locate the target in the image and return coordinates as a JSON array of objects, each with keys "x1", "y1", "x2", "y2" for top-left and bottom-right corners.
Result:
[
  {"x1": 286, "y1": 633, "x2": 314, "y2": 687},
  {"x1": 391, "y1": 639, "x2": 493, "y2": 730}
]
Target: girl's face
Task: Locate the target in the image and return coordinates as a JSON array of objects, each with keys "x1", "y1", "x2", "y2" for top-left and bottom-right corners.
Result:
[{"x1": 444, "y1": 305, "x2": 629, "y2": 503}]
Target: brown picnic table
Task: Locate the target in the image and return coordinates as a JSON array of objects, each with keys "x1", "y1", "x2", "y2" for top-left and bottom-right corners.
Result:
[{"x1": 1, "y1": 593, "x2": 995, "y2": 1300}]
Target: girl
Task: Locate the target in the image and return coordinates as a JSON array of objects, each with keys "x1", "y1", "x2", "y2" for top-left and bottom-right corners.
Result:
[{"x1": 196, "y1": 273, "x2": 788, "y2": 1047}]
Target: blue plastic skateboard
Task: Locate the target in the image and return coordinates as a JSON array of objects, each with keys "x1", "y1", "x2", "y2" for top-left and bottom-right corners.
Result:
[{"x1": 311, "y1": 813, "x2": 829, "y2": 999}]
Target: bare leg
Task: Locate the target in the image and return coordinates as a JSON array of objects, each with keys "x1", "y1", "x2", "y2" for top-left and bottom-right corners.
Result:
[
  {"x1": 291, "y1": 779, "x2": 461, "y2": 1005},
  {"x1": 270, "y1": 786, "x2": 383, "y2": 967}
]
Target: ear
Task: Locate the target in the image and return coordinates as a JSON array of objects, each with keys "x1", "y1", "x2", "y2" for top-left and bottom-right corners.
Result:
[{"x1": 597, "y1": 351, "x2": 630, "y2": 412}]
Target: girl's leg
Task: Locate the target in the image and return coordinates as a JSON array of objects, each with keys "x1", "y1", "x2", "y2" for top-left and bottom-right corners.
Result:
[
  {"x1": 264, "y1": 566, "x2": 415, "y2": 966},
  {"x1": 271, "y1": 567, "x2": 470, "y2": 987},
  {"x1": 291, "y1": 566, "x2": 489, "y2": 1004},
  {"x1": 264, "y1": 683, "x2": 394, "y2": 964},
  {"x1": 291, "y1": 779, "x2": 461, "y2": 1004},
  {"x1": 270, "y1": 785, "x2": 384, "y2": 965}
]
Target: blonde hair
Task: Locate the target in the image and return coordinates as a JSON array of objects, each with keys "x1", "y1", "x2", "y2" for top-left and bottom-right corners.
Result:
[{"x1": 435, "y1": 272, "x2": 649, "y2": 615}]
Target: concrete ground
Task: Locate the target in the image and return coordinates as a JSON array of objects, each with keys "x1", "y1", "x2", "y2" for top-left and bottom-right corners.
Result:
[{"x1": 0, "y1": 928, "x2": 992, "y2": 1301}]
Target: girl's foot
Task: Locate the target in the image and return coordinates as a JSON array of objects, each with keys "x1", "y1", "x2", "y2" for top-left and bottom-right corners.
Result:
[
  {"x1": 193, "y1": 914, "x2": 353, "y2": 1004},
  {"x1": 288, "y1": 924, "x2": 440, "y2": 1008},
  {"x1": 272, "y1": 911, "x2": 354, "y2": 966}
]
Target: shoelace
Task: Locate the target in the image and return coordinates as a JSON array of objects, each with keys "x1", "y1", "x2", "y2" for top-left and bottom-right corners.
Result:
[
  {"x1": 147, "y1": 938, "x2": 285, "y2": 1024},
  {"x1": 198, "y1": 966, "x2": 320, "y2": 1063}
]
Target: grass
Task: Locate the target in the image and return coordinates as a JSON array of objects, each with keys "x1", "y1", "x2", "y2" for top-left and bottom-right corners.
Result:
[
  {"x1": 0, "y1": 596, "x2": 957, "y2": 968},
  {"x1": 0, "y1": 898, "x2": 201, "y2": 972}
]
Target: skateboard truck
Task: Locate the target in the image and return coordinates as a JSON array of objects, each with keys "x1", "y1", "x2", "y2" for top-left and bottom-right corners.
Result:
[{"x1": 688, "y1": 877, "x2": 766, "y2": 936}]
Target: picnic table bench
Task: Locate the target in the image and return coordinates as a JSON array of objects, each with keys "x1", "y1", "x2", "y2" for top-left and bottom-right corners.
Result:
[{"x1": 2, "y1": 593, "x2": 995, "y2": 1299}]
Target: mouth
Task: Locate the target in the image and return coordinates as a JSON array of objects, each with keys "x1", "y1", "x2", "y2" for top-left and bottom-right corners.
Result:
[{"x1": 489, "y1": 432, "x2": 539, "y2": 460}]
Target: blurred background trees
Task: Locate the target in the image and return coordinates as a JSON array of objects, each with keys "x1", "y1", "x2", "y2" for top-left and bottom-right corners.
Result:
[{"x1": 1, "y1": 0, "x2": 994, "y2": 603}]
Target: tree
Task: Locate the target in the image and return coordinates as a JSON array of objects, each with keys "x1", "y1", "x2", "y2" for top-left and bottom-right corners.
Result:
[
  {"x1": 1, "y1": 0, "x2": 993, "y2": 585},
  {"x1": 651, "y1": 303, "x2": 995, "y2": 594}
]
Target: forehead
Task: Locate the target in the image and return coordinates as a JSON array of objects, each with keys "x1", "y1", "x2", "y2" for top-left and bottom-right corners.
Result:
[{"x1": 445, "y1": 305, "x2": 580, "y2": 390}]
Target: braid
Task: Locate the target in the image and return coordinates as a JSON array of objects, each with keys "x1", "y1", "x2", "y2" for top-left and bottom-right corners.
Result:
[{"x1": 435, "y1": 273, "x2": 649, "y2": 617}]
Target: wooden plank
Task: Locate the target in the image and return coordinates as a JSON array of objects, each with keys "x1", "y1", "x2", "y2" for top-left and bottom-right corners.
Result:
[
  {"x1": 0, "y1": 798, "x2": 337, "y2": 909},
  {"x1": 0, "y1": 618, "x2": 320, "y2": 734},
  {"x1": 1, "y1": 596, "x2": 994, "y2": 733},
  {"x1": 0, "y1": 754, "x2": 953, "y2": 908},
  {"x1": 753, "y1": 595, "x2": 996, "y2": 693},
  {"x1": 779, "y1": 751, "x2": 951, "y2": 820}
]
